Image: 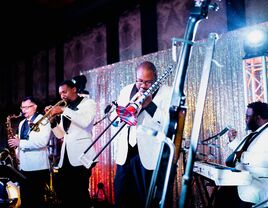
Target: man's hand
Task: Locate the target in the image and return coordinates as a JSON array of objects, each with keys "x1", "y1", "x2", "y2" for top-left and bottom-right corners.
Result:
[
  {"x1": 8, "y1": 135, "x2": 20, "y2": 148},
  {"x1": 45, "y1": 105, "x2": 64, "y2": 123},
  {"x1": 138, "y1": 90, "x2": 152, "y2": 108},
  {"x1": 49, "y1": 106, "x2": 64, "y2": 117},
  {"x1": 227, "y1": 128, "x2": 237, "y2": 142}
]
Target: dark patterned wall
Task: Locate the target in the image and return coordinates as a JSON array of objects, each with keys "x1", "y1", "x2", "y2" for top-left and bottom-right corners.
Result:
[
  {"x1": 245, "y1": 0, "x2": 268, "y2": 25},
  {"x1": 64, "y1": 24, "x2": 107, "y2": 79},
  {"x1": 16, "y1": 62, "x2": 27, "y2": 102},
  {"x1": 119, "y1": 6, "x2": 142, "y2": 61},
  {"x1": 48, "y1": 48, "x2": 57, "y2": 99},
  {"x1": 32, "y1": 51, "x2": 48, "y2": 103},
  {"x1": 157, "y1": 0, "x2": 191, "y2": 49}
]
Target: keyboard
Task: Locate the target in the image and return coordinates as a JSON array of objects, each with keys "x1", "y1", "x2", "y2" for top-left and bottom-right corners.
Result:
[{"x1": 193, "y1": 161, "x2": 252, "y2": 186}]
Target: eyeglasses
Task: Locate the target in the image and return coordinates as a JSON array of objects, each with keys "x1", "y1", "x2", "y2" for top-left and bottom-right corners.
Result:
[
  {"x1": 136, "y1": 79, "x2": 154, "y2": 85},
  {"x1": 20, "y1": 105, "x2": 35, "y2": 110}
]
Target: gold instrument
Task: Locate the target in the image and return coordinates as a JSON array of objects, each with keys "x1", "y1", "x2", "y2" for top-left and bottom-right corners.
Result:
[
  {"x1": 0, "y1": 178, "x2": 21, "y2": 208},
  {"x1": 30, "y1": 100, "x2": 67, "y2": 132},
  {"x1": 44, "y1": 168, "x2": 61, "y2": 207},
  {"x1": 5, "y1": 113, "x2": 23, "y2": 169}
]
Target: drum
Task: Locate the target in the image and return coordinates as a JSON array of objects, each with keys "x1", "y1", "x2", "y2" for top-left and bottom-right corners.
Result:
[{"x1": 0, "y1": 178, "x2": 20, "y2": 208}]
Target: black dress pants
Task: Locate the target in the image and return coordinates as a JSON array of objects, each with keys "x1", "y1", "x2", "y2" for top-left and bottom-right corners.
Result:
[
  {"x1": 214, "y1": 186, "x2": 254, "y2": 208},
  {"x1": 114, "y1": 154, "x2": 152, "y2": 208}
]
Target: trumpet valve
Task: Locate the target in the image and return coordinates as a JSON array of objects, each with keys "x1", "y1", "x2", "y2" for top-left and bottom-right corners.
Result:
[
  {"x1": 29, "y1": 123, "x2": 40, "y2": 132},
  {"x1": 44, "y1": 105, "x2": 53, "y2": 112}
]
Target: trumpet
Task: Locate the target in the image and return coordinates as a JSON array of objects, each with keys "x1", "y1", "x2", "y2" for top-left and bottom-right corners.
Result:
[{"x1": 30, "y1": 100, "x2": 67, "y2": 132}]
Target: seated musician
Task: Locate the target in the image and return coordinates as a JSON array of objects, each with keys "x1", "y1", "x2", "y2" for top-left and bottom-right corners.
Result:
[{"x1": 214, "y1": 101, "x2": 268, "y2": 207}]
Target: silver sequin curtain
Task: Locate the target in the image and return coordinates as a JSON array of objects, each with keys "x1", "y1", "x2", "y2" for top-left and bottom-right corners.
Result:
[{"x1": 82, "y1": 22, "x2": 268, "y2": 204}]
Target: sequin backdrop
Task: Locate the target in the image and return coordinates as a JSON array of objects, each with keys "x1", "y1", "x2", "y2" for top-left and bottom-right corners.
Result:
[{"x1": 82, "y1": 23, "x2": 268, "y2": 204}]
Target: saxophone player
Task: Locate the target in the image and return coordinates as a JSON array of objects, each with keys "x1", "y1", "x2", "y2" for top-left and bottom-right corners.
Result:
[{"x1": 8, "y1": 96, "x2": 51, "y2": 208}]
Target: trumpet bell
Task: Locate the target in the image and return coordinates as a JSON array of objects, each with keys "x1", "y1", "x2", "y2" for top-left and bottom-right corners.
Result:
[{"x1": 30, "y1": 99, "x2": 67, "y2": 132}]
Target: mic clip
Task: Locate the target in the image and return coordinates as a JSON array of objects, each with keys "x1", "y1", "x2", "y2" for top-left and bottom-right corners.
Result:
[{"x1": 112, "y1": 101, "x2": 118, "y2": 107}]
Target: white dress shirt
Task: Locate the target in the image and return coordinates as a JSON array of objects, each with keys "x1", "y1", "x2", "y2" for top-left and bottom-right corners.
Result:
[{"x1": 113, "y1": 83, "x2": 172, "y2": 170}]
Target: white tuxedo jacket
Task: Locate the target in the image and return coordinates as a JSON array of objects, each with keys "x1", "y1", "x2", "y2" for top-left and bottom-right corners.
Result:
[
  {"x1": 52, "y1": 97, "x2": 97, "y2": 168},
  {"x1": 19, "y1": 114, "x2": 51, "y2": 171},
  {"x1": 229, "y1": 122, "x2": 268, "y2": 205},
  {"x1": 113, "y1": 84, "x2": 172, "y2": 170}
]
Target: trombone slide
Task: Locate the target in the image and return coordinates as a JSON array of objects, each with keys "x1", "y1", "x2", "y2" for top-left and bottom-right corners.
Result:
[
  {"x1": 79, "y1": 120, "x2": 127, "y2": 169},
  {"x1": 79, "y1": 153, "x2": 95, "y2": 169}
]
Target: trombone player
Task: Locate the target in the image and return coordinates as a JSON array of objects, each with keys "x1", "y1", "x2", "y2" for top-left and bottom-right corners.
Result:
[
  {"x1": 8, "y1": 96, "x2": 51, "y2": 208},
  {"x1": 46, "y1": 79, "x2": 97, "y2": 208},
  {"x1": 112, "y1": 61, "x2": 172, "y2": 208}
]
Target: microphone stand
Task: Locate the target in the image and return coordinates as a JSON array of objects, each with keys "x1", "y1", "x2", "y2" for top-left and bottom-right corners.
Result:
[
  {"x1": 93, "y1": 114, "x2": 109, "y2": 126},
  {"x1": 201, "y1": 127, "x2": 229, "y2": 144},
  {"x1": 93, "y1": 102, "x2": 117, "y2": 126},
  {"x1": 252, "y1": 198, "x2": 268, "y2": 208}
]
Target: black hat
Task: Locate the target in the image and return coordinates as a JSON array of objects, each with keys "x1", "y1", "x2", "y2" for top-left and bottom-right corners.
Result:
[
  {"x1": 72, "y1": 75, "x2": 87, "y2": 93},
  {"x1": 79, "y1": 89, "x2": 89, "y2": 95}
]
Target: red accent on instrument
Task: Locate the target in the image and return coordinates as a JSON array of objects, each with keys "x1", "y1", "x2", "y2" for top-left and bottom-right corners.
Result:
[{"x1": 116, "y1": 105, "x2": 138, "y2": 126}]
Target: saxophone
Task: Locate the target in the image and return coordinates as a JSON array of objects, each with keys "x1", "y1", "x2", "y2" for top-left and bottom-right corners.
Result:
[{"x1": 5, "y1": 113, "x2": 23, "y2": 169}]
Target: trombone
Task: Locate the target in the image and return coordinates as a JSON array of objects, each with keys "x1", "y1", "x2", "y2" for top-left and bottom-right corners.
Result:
[
  {"x1": 30, "y1": 100, "x2": 67, "y2": 132},
  {"x1": 79, "y1": 65, "x2": 174, "y2": 169}
]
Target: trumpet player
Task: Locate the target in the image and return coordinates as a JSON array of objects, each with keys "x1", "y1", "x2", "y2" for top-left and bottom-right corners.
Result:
[
  {"x1": 47, "y1": 79, "x2": 97, "y2": 208},
  {"x1": 113, "y1": 61, "x2": 172, "y2": 208},
  {"x1": 8, "y1": 96, "x2": 51, "y2": 208}
]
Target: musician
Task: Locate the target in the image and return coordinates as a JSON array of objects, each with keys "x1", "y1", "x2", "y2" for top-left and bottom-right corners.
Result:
[
  {"x1": 47, "y1": 79, "x2": 97, "y2": 208},
  {"x1": 215, "y1": 101, "x2": 268, "y2": 207},
  {"x1": 8, "y1": 96, "x2": 51, "y2": 208},
  {"x1": 112, "y1": 61, "x2": 172, "y2": 208}
]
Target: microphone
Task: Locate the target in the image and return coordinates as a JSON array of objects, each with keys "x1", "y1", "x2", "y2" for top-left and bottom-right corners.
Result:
[
  {"x1": 104, "y1": 104, "x2": 112, "y2": 114},
  {"x1": 218, "y1": 125, "x2": 232, "y2": 137},
  {"x1": 104, "y1": 101, "x2": 118, "y2": 114},
  {"x1": 201, "y1": 126, "x2": 232, "y2": 144},
  {"x1": 93, "y1": 101, "x2": 116, "y2": 126}
]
